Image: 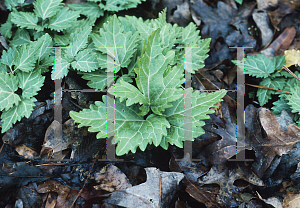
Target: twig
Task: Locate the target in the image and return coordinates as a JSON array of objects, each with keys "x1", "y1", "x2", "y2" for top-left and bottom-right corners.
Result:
[
  {"x1": 245, "y1": 83, "x2": 291, "y2": 94},
  {"x1": 283, "y1": 65, "x2": 300, "y2": 82},
  {"x1": 69, "y1": 152, "x2": 99, "y2": 208}
]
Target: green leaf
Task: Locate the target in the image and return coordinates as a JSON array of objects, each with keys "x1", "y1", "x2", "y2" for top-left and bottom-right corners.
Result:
[
  {"x1": 235, "y1": 0, "x2": 243, "y2": 5},
  {"x1": 47, "y1": 7, "x2": 80, "y2": 32},
  {"x1": 257, "y1": 77, "x2": 285, "y2": 106},
  {"x1": 78, "y1": 70, "x2": 109, "y2": 90},
  {"x1": 37, "y1": 56, "x2": 54, "y2": 74},
  {"x1": 119, "y1": 15, "x2": 141, "y2": 33},
  {"x1": 53, "y1": 33, "x2": 70, "y2": 45},
  {"x1": 63, "y1": 18, "x2": 96, "y2": 34},
  {"x1": 0, "y1": 64, "x2": 7, "y2": 72},
  {"x1": 243, "y1": 54, "x2": 275, "y2": 78},
  {"x1": 31, "y1": 33, "x2": 53, "y2": 62},
  {"x1": 10, "y1": 28, "x2": 30, "y2": 46},
  {"x1": 91, "y1": 15, "x2": 139, "y2": 73},
  {"x1": 271, "y1": 97, "x2": 291, "y2": 115},
  {"x1": 279, "y1": 77, "x2": 298, "y2": 94},
  {"x1": 68, "y1": 2, "x2": 104, "y2": 19},
  {"x1": 17, "y1": 70, "x2": 45, "y2": 99},
  {"x1": 70, "y1": 95, "x2": 170, "y2": 156},
  {"x1": 162, "y1": 89, "x2": 227, "y2": 149},
  {"x1": 109, "y1": 29, "x2": 185, "y2": 116},
  {"x1": 1, "y1": 46, "x2": 17, "y2": 70},
  {"x1": 4, "y1": 0, "x2": 25, "y2": 10},
  {"x1": 176, "y1": 23, "x2": 211, "y2": 73},
  {"x1": 1, "y1": 98, "x2": 36, "y2": 133},
  {"x1": 136, "y1": 19, "x2": 155, "y2": 41},
  {"x1": 33, "y1": 0, "x2": 63, "y2": 20},
  {"x1": 65, "y1": 26, "x2": 92, "y2": 57},
  {"x1": 117, "y1": 73, "x2": 135, "y2": 84},
  {"x1": 98, "y1": 0, "x2": 146, "y2": 12},
  {"x1": 71, "y1": 49, "x2": 99, "y2": 72},
  {"x1": 14, "y1": 44, "x2": 38, "y2": 72},
  {"x1": 272, "y1": 55, "x2": 286, "y2": 71},
  {"x1": 51, "y1": 56, "x2": 70, "y2": 80},
  {"x1": 0, "y1": 72, "x2": 21, "y2": 111},
  {"x1": 11, "y1": 8, "x2": 43, "y2": 31},
  {"x1": 181, "y1": 22, "x2": 200, "y2": 44},
  {"x1": 31, "y1": 30, "x2": 46, "y2": 40},
  {"x1": 286, "y1": 82, "x2": 300, "y2": 115},
  {"x1": 0, "y1": 22, "x2": 13, "y2": 39}
]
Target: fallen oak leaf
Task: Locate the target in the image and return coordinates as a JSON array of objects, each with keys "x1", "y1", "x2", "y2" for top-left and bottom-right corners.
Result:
[
  {"x1": 103, "y1": 167, "x2": 184, "y2": 208},
  {"x1": 202, "y1": 101, "x2": 244, "y2": 165},
  {"x1": 198, "y1": 162, "x2": 264, "y2": 206},
  {"x1": 251, "y1": 108, "x2": 300, "y2": 178},
  {"x1": 169, "y1": 153, "x2": 221, "y2": 207}
]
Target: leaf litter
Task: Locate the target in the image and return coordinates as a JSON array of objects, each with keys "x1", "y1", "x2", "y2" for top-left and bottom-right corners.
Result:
[{"x1": 1, "y1": 0, "x2": 300, "y2": 207}]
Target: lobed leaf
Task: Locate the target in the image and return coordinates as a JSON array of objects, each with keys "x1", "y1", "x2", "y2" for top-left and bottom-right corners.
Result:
[
  {"x1": 31, "y1": 33, "x2": 53, "y2": 62},
  {"x1": 11, "y1": 8, "x2": 43, "y2": 31},
  {"x1": 71, "y1": 49, "x2": 99, "y2": 72},
  {"x1": 10, "y1": 28, "x2": 30, "y2": 46},
  {"x1": 65, "y1": 26, "x2": 92, "y2": 57},
  {"x1": 17, "y1": 70, "x2": 45, "y2": 100},
  {"x1": 14, "y1": 44, "x2": 38, "y2": 72},
  {"x1": 98, "y1": 0, "x2": 146, "y2": 12},
  {"x1": 109, "y1": 29, "x2": 184, "y2": 116},
  {"x1": 47, "y1": 7, "x2": 80, "y2": 32},
  {"x1": 1, "y1": 47, "x2": 17, "y2": 70},
  {"x1": 92, "y1": 14, "x2": 139, "y2": 73},
  {"x1": 5, "y1": 0, "x2": 25, "y2": 11},
  {"x1": 286, "y1": 82, "x2": 300, "y2": 115},
  {"x1": 78, "y1": 70, "x2": 109, "y2": 90},
  {"x1": 0, "y1": 72, "x2": 21, "y2": 111},
  {"x1": 257, "y1": 78, "x2": 285, "y2": 106},
  {"x1": 51, "y1": 57, "x2": 70, "y2": 80},
  {"x1": 33, "y1": 0, "x2": 63, "y2": 20},
  {"x1": 161, "y1": 89, "x2": 227, "y2": 149},
  {"x1": 1, "y1": 98, "x2": 36, "y2": 133},
  {"x1": 240, "y1": 54, "x2": 275, "y2": 78},
  {"x1": 70, "y1": 95, "x2": 170, "y2": 156},
  {"x1": 0, "y1": 22, "x2": 12, "y2": 39},
  {"x1": 68, "y1": 2, "x2": 104, "y2": 19}
]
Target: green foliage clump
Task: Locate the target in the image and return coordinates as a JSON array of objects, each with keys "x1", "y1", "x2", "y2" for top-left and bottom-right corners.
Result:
[
  {"x1": 0, "y1": 1, "x2": 227, "y2": 155},
  {"x1": 232, "y1": 54, "x2": 300, "y2": 126}
]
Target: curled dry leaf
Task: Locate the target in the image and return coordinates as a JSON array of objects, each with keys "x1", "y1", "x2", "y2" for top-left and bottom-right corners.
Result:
[
  {"x1": 94, "y1": 164, "x2": 132, "y2": 192},
  {"x1": 104, "y1": 167, "x2": 184, "y2": 208},
  {"x1": 249, "y1": 107, "x2": 300, "y2": 178},
  {"x1": 198, "y1": 162, "x2": 264, "y2": 206},
  {"x1": 283, "y1": 193, "x2": 300, "y2": 208}
]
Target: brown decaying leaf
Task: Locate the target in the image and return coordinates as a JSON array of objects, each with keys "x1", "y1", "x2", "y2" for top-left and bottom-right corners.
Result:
[
  {"x1": 104, "y1": 167, "x2": 184, "y2": 208},
  {"x1": 15, "y1": 144, "x2": 38, "y2": 159},
  {"x1": 247, "y1": 106, "x2": 300, "y2": 178},
  {"x1": 169, "y1": 153, "x2": 221, "y2": 207},
  {"x1": 37, "y1": 179, "x2": 79, "y2": 208},
  {"x1": 198, "y1": 162, "x2": 264, "y2": 206},
  {"x1": 45, "y1": 193, "x2": 56, "y2": 208},
  {"x1": 40, "y1": 119, "x2": 89, "y2": 160},
  {"x1": 256, "y1": 0, "x2": 278, "y2": 10},
  {"x1": 259, "y1": 108, "x2": 300, "y2": 156},
  {"x1": 252, "y1": 9, "x2": 273, "y2": 48},
  {"x1": 94, "y1": 164, "x2": 132, "y2": 192},
  {"x1": 203, "y1": 101, "x2": 240, "y2": 165},
  {"x1": 283, "y1": 193, "x2": 300, "y2": 208},
  {"x1": 265, "y1": 26, "x2": 296, "y2": 56},
  {"x1": 267, "y1": 0, "x2": 300, "y2": 29},
  {"x1": 161, "y1": 0, "x2": 192, "y2": 27},
  {"x1": 190, "y1": 0, "x2": 237, "y2": 45}
]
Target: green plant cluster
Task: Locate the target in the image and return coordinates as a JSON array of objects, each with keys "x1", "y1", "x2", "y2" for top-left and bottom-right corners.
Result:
[
  {"x1": 232, "y1": 54, "x2": 300, "y2": 126},
  {"x1": 0, "y1": 0, "x2": 227, "y2": 155}
]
